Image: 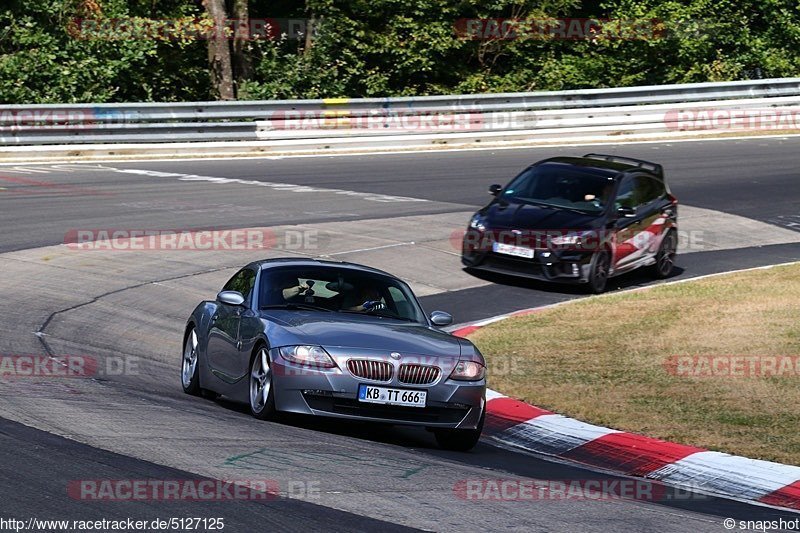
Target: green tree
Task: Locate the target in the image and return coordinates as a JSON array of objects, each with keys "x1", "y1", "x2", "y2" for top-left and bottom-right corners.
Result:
[{"x1": 0, "y1": 0, "x2": 209, "y2": 103}]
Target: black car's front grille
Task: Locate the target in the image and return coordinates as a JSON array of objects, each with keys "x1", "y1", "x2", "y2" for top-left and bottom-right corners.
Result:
[
  {"x1": 346, "y1": 359, "x2": 393, "y2": 382},
  {"x1": 303, "y1": 394, "x2": 470, "y2": 424},
  {"x1": 398, "y1": 364, "x2": 440, "y2": 385},
  {"x1": 484, "y1": 253, "x2": 543, "y2": 277}
]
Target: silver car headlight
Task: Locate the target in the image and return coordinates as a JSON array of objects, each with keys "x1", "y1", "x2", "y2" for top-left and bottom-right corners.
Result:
[
  {"x1": 449, "y1": 360, "x2": 486, "y2": 381},
  {"x1": 279, "y1": 345, "x2": 336, "y2": 368}
]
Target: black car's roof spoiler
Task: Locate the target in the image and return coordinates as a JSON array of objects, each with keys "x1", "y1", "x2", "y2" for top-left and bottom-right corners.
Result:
[{"x1": 583, "y1": 153, "x2": 664, "y2": 180}]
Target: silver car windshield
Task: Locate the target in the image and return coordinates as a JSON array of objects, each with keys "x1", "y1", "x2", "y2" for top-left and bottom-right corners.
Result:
[{"x1": 259, "y1": 266, "x2": 426, "y2": 323}]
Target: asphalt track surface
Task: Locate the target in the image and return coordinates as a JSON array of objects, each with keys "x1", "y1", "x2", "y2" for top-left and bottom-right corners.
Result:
[
  {"x1": 0, "y1": 417, "x2": 416, "y2": 532},
  {"x1": 1, "y1": 136, "x2": 799, "y2": 531}
]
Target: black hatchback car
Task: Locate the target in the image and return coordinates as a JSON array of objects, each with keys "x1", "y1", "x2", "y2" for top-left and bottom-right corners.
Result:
[{"x1": 461, "y1": 154, "x2": 678, "y2": 293}]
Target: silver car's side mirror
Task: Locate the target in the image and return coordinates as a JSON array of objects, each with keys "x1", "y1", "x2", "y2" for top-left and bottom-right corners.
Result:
[
  {"x1": 217, "y1": 290, "x2": 245, "y2": 306},
  {"x1": 430, "y1": 311, "x2": 453, "y2": 327}
]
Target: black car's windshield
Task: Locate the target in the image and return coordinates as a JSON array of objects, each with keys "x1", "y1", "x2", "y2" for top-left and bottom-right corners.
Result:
[
  {"x1": 259, "y1": 265, "x2": 426, "y2": 323},
  {"x1": 501, "y1": 163, "x2": 616, "y2": 214}
]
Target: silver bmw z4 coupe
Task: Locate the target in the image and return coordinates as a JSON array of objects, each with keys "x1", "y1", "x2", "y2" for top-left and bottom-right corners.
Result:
[{"x1": 181, "y1": 258, "x2": 486, "y2": 451}]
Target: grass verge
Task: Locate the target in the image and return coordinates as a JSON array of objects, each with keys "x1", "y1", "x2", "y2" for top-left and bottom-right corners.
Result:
[{"x1": 471, "y1": 263, "x2": 800, "y2": 465}]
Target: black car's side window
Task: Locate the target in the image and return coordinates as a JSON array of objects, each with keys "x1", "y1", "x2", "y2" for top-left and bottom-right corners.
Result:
[
  {"x1": 615, "y1": 177, "x2": 636, "y2": 209},
  {"x1": 616, "y1": 175, "x2": 664, "y2": 212},
  {"x1": 637, "y1": 176, "x2": 666, "y2": 206},
  {"x1": 223, "y1": 268, "x2": 257, "y2": 303}
]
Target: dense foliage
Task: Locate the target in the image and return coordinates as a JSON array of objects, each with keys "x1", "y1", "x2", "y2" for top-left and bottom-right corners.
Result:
[{"x1": 1, "y1": 0, "x2": 798, "y2": 103}]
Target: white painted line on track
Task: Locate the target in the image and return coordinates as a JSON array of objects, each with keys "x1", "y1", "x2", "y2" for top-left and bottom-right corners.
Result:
[
  {"x1": 104, "y1": 166, "x2": 430, "y2": 203},
  {"x1": 324, "y1": 242, "x2": 416, "y2": 256},
  {"x1": 0, "y1": 166, "x2": 53, "y2": 174}
]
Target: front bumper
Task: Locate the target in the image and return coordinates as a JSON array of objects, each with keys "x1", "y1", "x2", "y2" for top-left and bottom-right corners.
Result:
[
  {"x1": 462, "y1": 247, "x2": 595, "y2": 284},
  {"x1": 270, "y1": 349, "x2": 485, "y2": 429}
]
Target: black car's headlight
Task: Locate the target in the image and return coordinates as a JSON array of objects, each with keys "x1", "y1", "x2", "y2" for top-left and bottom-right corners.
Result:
[
  {"x1": 279, "y1": 345, "x2": 336, "y2": 368},
  {"x1": 550, "y1": 230, "x2": 601, "y2": 251},
  {"x1": 469, "y1": 214, "x2": 488, "y2": 232},
  {"x1": 449, "y1": 360, "x2": 486, "y2": 381}
]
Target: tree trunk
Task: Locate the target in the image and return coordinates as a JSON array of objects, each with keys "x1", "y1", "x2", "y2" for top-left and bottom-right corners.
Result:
[
  {"x1": 202, "y1": 0, "x2": 235, "y2": 100},
  {"x1": 304, "y1": 14, "x2": 315, "y2": 53},
  {"x1": 232, "y1": 0, "x2": 251, "y2": 89},
  {"x1": 232, "y1": 0, "x2": 251, "y2": 83}
]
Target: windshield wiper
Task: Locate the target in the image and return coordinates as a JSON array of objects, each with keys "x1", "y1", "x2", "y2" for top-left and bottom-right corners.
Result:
[
  {"x1": 516, "y1": 198, "x2": 597, "y2": 215},
  {"x1": 556, "y1": 205, "x2": 598, "y2": 215},
  {"x1": 261, "y1": 303, "x2": 332, "y2": 312},
  {"x1": 337, "y1": 309, "x2": 417, "y2": 322}
]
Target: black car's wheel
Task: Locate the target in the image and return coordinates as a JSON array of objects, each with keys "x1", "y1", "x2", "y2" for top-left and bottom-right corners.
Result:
[
  {"x1": 587, "y1": 251, "x2": 611, "y2": 294},
  {"x1": 181, "y1": 327, "x2": 201, "y2": 395},
  {"x1": 433, "y1": 410, "x2": 484, "y2": 452},
  {"x1": 653, "y1": 230, "x2": 677, "y2": 279},
  {"x1": 249, "y1": 345, "x2": 277, "y2": 420}
]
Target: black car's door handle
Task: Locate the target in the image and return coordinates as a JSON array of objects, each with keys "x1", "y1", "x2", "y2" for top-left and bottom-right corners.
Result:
[{"x1": 211, "y1": 314, "x2": 219, "y2": 321}]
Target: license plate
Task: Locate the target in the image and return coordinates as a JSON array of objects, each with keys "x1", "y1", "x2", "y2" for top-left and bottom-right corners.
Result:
[
  {"x1": 493, "y1": 242, "x2": 534, "y2": 259},
  {"x1": 358, "y1": 384, "x2": 426, "y2": 408}
]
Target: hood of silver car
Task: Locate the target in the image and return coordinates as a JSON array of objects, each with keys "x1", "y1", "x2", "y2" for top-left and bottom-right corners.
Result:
[{"x1": 262, "y1": 311, "x2": 462, "y2": 356}]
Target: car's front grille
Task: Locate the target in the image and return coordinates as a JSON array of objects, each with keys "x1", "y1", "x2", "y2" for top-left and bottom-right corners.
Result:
[
  {"x1": 484, "y1": 254, "x2": 544, "y2": 277},
  {"x1": 398, "y1": 364, "x2": 440, "y2": 385},
  {"x1": 347, "y1": 359, "x2": 393, "y2": 382}
]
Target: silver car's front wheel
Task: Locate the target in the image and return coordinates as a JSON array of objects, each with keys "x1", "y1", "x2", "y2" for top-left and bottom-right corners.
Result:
[
  {"x1": 181, "y1": 328, "x2": 200, "y2": 395},
  {"x1": 249, "y1": 346, "x2": 277, "y2": 420}
]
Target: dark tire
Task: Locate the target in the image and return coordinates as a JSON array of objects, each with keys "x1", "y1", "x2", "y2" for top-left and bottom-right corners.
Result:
[
  {"x1": 249, "y1": 344, "x2": 278, "y2": 420},
  {"x1": 587, "y1": 251, "x2": 611, "y2": 294},
  {"x1": 653, "y1": 230, "x2": 677, "y2": 279},
  {"x1": 181, "y1": 327, "x2": 201, "y2": 396},
  {"x1": 433, "y1": 410, "x2": 485, "y2": 452}
]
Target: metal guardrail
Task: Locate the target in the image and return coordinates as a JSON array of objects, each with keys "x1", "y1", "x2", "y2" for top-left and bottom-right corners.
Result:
[{"x1": 1, "y1": 78, "x2": 800, "y2": 145}]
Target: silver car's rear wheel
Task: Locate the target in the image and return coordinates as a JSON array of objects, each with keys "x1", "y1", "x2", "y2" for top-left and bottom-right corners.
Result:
[
  {"x1": 249, "y1": 346, "x2": 277, "y2": 420},
  {"x1": 181, "y1": 328, "x2": 200, "y2": 395}
]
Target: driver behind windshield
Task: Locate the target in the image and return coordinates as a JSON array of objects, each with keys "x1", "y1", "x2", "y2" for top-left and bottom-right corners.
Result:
[
  {"x1": 279, "y1": 277, "x2": 384, "y2": 312},
  {"x1": 342, "y1": 283, "x2": 386, "y2": 312},
  {"x1": 282, "y1": 280, "x2": 314, "y2": 301}
]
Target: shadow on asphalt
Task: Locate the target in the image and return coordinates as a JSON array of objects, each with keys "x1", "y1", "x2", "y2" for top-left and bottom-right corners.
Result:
[
  {"x1": 208, "y1": 397, "x2": 797, "y2": 523},
  {"x1": 462, "y1": 265, "x2": 686, "y2": 295}
]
